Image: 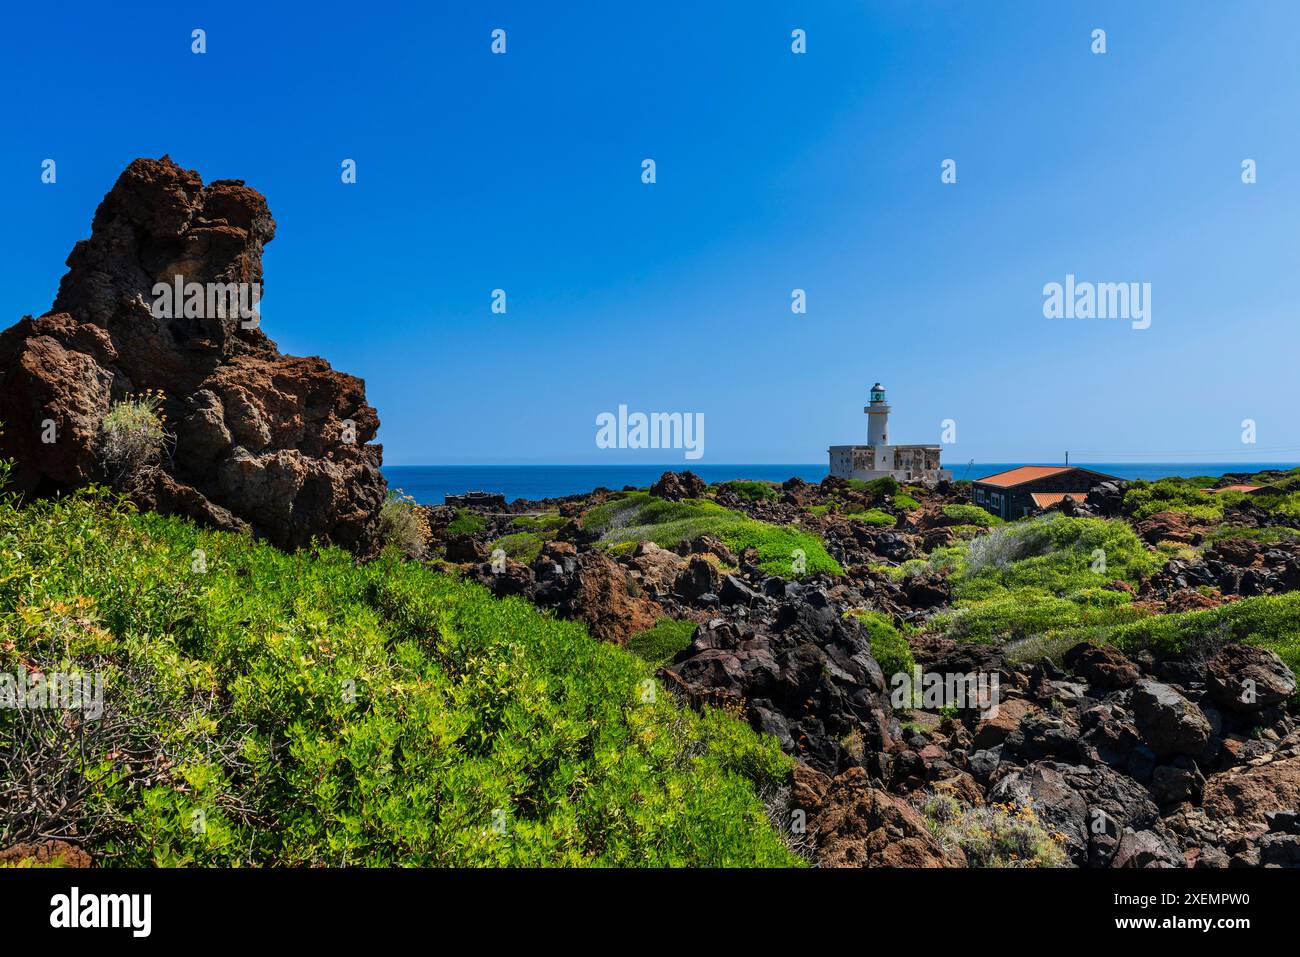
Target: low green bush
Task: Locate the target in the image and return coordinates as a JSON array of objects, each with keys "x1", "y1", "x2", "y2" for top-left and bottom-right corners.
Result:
[
  {"x1": 923, "y1": 515, "x2": 1163, "y2": 645},
  {"x1": 722, "y1": 480, "x2": 779, "y2": 502},
  {"x1": 490, "y1": 530, "x2": 545, "y2": 564},
  {"x1": 942, "y1": 504, "x2": 1001, "y2": 528},
  {"x1": 1105, "y1": 592, "x2": 1300, "y2": 677},
  {"x1": 1123, "y1": 478, "x2": 1233, "y2": 521},
  {"x1": 845, "y1": 609, "x2": 915, "y2": 683},
  {"x1": 0, "y1": 489, "x2": 799, "y2": 867},
  {"x1": 844, "y1": 506, "x2": 894, "y2": 528},
  {"x1": 848, "y1": 476, "x2": 899, "y2": 499},
  {"x1": 626, "y1": 618, "x2": 699, "y2": 670},
  {"x1": 446, "y1": 509, "x2": 487, "y2": 536},
  {"x1": 509, "y1": 512, "x2": 567, "y2": 533},
  {"x1": 378, "y1": 490, "x2": 430, "y2": 559},
  {"x1": 581, "y1": 492, "x2": 841, "y2": 578},
  {"x1": 920, "y1": 794, "x2": 1068, "y2": 868},
  {"x1": 929, "y1": 588, "x2": 1149, "y2": 645}
]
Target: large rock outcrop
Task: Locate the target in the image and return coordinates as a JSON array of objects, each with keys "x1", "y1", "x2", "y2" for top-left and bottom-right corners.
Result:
[{"x1": 0, "y1": 157, "x2": 386, "y2": 554}]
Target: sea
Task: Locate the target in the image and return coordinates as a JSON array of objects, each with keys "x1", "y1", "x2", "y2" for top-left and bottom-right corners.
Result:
[{"x1": 382, "y1": 463, "x2": 1298, "y2": 506}]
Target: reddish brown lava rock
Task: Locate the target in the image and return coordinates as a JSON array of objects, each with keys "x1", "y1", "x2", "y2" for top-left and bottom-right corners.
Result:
[
  {"x1": 0, "y1": 157, "x2": 386, "y2": 555},
  {"x1": 0, "y1": 840, "x2": 92, "y2": 868},
  {"x1": 793, "y1": 764, "x2": 966, "y2": 868}
]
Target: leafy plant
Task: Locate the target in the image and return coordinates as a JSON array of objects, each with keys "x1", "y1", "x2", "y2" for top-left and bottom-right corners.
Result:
[
  {"x1": 920, "y1": 795, "x2": 1068, "y2": 868},
  {"x1": 942, "y1": 504, "x2": 1001, "y2": 528},
  {"x1": 843, "y1": 506, "x2": 894, "y2": 528},
  {"x1": 378, "y1": 490, "x2": 430, "y2": 559},
  {"x1": 844, "y1": 609, "x2": 914, "y2": 683},
  {"x1": 446, "y1": 508, "x2": 487, "y2": 536},
  {"x1": 626, "y1": 618, "x2": 699, "y2": 669},
  {"x1": 98, "y1": 391, "x2": 170, "y2": 491},
  {"x1": 0, "y1": 490, "x2": 799, "y2": 867},
  {"x1": 722, "y1": 480, "x2": 779, "y2": 502}
]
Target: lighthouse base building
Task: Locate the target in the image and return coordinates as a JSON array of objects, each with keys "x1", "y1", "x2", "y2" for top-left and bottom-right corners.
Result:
[{"x1": 828, "y1": 383, "x2": 952, "y2": 485}]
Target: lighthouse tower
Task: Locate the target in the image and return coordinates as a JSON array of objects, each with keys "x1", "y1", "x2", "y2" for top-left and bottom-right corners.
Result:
[
  {"x1": 865, "y1": 383, "x2": 890, "y2": 446},
  {"x1": 828, "y1": 380, "x2": 950, "y2": 483}
]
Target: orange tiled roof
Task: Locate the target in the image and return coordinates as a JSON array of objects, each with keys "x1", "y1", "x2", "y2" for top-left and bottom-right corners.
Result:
[
  {"x1": 1030, "y1": 491, "x2": 1088, "y2": 509},
  {"x1": 974, "y1": 465, "x2": 1076, "y2": 488}
]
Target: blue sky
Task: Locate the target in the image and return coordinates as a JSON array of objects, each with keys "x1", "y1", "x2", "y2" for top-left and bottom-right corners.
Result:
[{"x1": 3, "y1": 1, "x2": 1298, "y2": 465}]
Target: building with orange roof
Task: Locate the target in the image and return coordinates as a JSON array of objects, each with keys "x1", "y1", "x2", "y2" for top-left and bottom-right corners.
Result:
[{"x1": 970, "y1": 465, "x2": 1121, "y2": 519}]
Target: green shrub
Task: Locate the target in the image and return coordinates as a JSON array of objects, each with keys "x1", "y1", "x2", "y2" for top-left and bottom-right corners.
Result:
[
  {"x1": 848, "y1": 476, "x2": 899, "y2": 499},
  {"x1": 1123, "y1": 478, "x2": 1230, "y2": 521},
  {"x1": 0, "y1": 490, "x2": 799, "y2": 867},
  {"x1": 98, "y1": 391, "x2": 170, "y2": 490},
  {"x1": 581, "y1": 492, "x2": 841, "y2": 578},
  {"x1": 894, "y1": 493, "x2": 922, "y2": 511},
  {"x1": 920, "y1": 794, "x2": 1068, "y2": 868},
  {"x1": 942, "y1": 504, "x2": 1001, "y2": 528},
  {"x1": 1104, "y1": 592, "x2": 1300, "y2": 677},
  {"x1": 722, "y1": 480, "x2": 779, "y2": 502},
  {"x1": 509, "y1": 512, "x2": 566, "y2": 533},
  {"x1": 929, "y1": 588, "x2": 1149, "y2": 644},
  {"x1": 926, "y1": 515, "x2": 1163, "y2": 646},
  {"x1": 627, "y1": 619, "x2": 699, "y2": 670},
  {"x1": 844, "y1": 507, "x2": 894, "y2": 528},
  {"x1": 490, "y1": 530, "x2": 545, "y2": 564},
  {"x1": 378, "y1": 490, "x2": 430, "y2": 559},
  {"x1": 956, "y1": 515, "x2": 1159, "y2": 597},
  {"x1": 446, "y1": 508, "x2": 487, "y2": 536},
  {"x1": 845, "y1": 610, "x2": 914, "y2": 683}
]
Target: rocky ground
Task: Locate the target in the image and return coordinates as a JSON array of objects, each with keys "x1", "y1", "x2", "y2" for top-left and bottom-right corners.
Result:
[{"x1": 427, "y1": 469, "x2": 1300, "y2": 868}]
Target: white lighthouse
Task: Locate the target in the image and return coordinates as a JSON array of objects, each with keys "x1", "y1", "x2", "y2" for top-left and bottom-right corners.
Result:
[
  {"x1": 866, "y1": 382, "x2": 890, "y2": 446},
  {"x1": 828, "y1": 382, "x2": 952, "y2": 485}
]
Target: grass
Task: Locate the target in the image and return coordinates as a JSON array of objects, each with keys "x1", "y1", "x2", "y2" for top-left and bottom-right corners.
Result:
[
  {"x1": 580, "y1": 492, "x2": 841, "y2": 578},
  {"x1": 626, "y1": 618, "x2": 699, "y2": 670},
  {"x1": 1120, "y1": 475, "x2": 1300, "y2": 523},
  {"x1": 0, "y1": 487, "x2": 799, "y2": 867},
  {"x1": 918, "y1": 512, "x2": 1300, "y2": 677},
  {"x1": 1123, "y1": 478, "x2": 1239, "y2": 521}
]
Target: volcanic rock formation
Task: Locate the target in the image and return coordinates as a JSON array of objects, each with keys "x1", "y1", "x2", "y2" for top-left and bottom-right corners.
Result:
[{"x1": 0, "y1": 156, "x2": 386, "y2": 554}]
